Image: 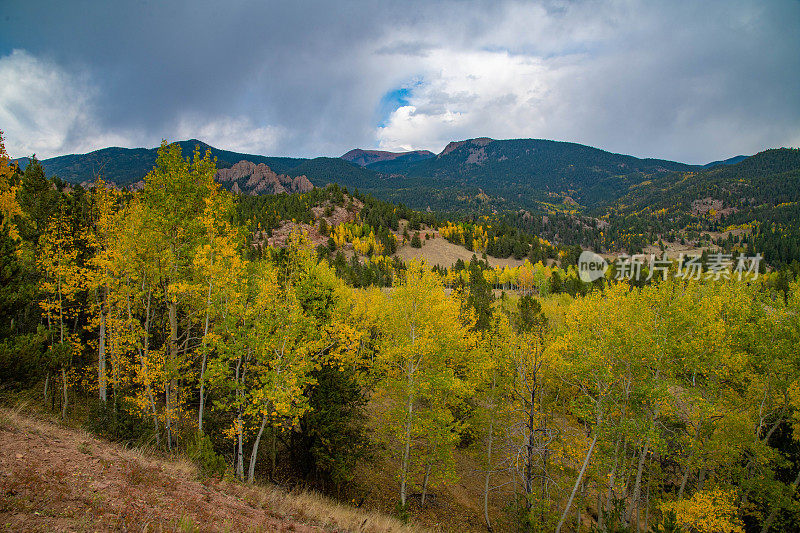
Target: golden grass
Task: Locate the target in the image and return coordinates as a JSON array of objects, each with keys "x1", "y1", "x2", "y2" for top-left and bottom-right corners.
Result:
[
  {"x1": 0, "y1": 405, "x2": 427, "y2": 533},
  {"x1": 227, "y1": 481, "x2": 429, "y2": 533},
  {"x1": 394, "y1": 232, "x2": 524, "y2": 269}
]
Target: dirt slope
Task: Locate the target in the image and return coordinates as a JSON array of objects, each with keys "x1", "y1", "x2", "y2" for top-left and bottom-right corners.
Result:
[{"x1": 0, "y1": 408, "x2": 422, "y2": 533}]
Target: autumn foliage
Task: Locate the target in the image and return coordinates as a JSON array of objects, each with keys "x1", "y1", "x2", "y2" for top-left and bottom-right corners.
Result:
[{"x1": 2, "y1": 134, "x2": 800, "y2": 532}]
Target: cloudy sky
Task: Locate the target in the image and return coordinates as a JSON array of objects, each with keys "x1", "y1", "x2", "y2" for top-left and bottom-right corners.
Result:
[{"x1": 1, "y1": 0, "x2": 798, "y2": 164}]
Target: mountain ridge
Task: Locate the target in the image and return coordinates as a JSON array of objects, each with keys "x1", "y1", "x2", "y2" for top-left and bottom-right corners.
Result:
[
  {"x1": 340, "y1": 148, "x2": 434, "y2": 167},
  {"x1": 14, "y1": 136, "x2": 780, "y2": 215},
  {"x1": 702, "y1": 154, "x2": 749, "y2": 168},
  {"x1": 12, "y1": 139, "x2": 309, "y2": 186}
]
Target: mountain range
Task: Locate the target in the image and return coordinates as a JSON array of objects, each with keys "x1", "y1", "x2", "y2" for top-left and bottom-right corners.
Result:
[{"x1": 14, "y1": 136, "x2": 789, "y2": 217}]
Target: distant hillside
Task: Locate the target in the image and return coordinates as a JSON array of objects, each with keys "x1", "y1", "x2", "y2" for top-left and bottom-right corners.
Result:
[
  {"x1": 608, "y1": 148, "x2": 800, "y2": 217},
  {"x1": 283, "y1": 156, "x2": 379, "y2": 190},
  {"x1": 703, "y1": 155, "x2": 749, "y2": 168},
  {"x1": 23, "y1": 137, "x2": 782, "y2": 217},
  {"x1": 13, "y1": 140, "x2": 306, "y2": 186},
  {"x1": 598, "y1": 148, "x2": 800, "y2": 263},
  {"x1": 341, "y1": 148, "x2": 434, "y2": 167},
  {"x1": 355, "y1": 137, "x2": 698, "y2": 211}
]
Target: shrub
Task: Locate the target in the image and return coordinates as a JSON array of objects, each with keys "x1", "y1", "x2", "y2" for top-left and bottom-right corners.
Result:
[{"x1": 187, "y1": 431, "x2": 227, "y2": 479}]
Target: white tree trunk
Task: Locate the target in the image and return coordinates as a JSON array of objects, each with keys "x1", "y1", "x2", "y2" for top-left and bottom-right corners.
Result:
[
  {"x1": 248, "y1": 414, "x2": 268, "y2": 483},
  {"x1": 61, "y1": 366, "x2": 68, "y2": 419},
  {"x1": 236, "y1": 414, "x2": 244, "y2": 480},
  {"x1": 627, "y1": 436, "x2": 651, "y2": 523},
  {"x1": 421, "y1": 461, "x2": 432, "y2": 506},
  {"x1": 198, "y1": 276, "x2": 212, "y2": 433},
  {"x1": 556, "y1": 430, "x2": 599, "y2": 533},
  {"x1": 167, "y1": 298, "x2": 178, "y2": 449},
  {"x1": 400, "y1": 392, "x2": 414, "y2": 507}
]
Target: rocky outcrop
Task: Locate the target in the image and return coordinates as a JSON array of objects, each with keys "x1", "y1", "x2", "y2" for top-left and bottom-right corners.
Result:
[
  {"x1": 439, "y1": 137, "x2": 494, "y2": 158},
  {"x1": 465, "y1": 146, "x2": 488, "y2": 164},
  {"x1": 340, "y1": 148, "x2": 435, "y2": 167},
  {"x1": 216, "y1": 160, "x2": 313, "y2": 195},
  {"x1": 292, "y1": 175, "x2": 313, "y2": 193}
]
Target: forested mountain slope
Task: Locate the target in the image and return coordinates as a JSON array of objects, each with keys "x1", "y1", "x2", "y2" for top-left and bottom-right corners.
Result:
[
  {"x1": 13, "y1": 139, "x2": 306, "y2": 185},
  {"x1": 13, "y1": 137, "x2": 699, "y2": 212},
  {"x1": 372, "y1": 137, "x2": 697, "y2": 207}
]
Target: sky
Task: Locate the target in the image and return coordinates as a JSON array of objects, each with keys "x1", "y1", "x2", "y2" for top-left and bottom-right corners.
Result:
[{"x1": 1, "y1": 0, "x2": 799, "y2": 164}]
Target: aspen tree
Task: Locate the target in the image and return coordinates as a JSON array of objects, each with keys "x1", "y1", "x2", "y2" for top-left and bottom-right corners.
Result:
[
  {"x1": 140, "y1": 141, "x2": 218, "y2": 447},
  {"x1": 375, "y1": 260, "x2": 474, "y2": 508},
  {"x1": 38, "y1": 204, "x2": 87, "y2": 418},
  {"x1": 84, "y1": 177, "x2": 118, "y2": 403},
  {"x1": 0, "y1": 132, "x2": 23, "y2": 241},
  {"x1": 194, "y1": 191, "x2": 242, "y2": 433}
]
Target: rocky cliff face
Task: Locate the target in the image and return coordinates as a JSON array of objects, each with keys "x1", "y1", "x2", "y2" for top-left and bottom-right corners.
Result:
[
  {"x1": 439, "y1": 137, "x2": 494, "y2": 157},
  {"x1": 340, "y1": 148, "x2": 435, "y2": 166},
  {"x1": 216, "y1": 160, "x2": 313, "y2": 195}
]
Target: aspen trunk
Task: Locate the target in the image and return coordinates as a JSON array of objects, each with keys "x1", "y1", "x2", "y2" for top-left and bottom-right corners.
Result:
[
  {"x1": 248, "y1": 414, "x2": 268, "y2": 483},
  {"x1": 644, "y1": 455, "x2": 653, "y2": 533},
  {"x1": 197, "y1": 351, "x2": 208, "y2": 432},
  {"x1": 234, "y1": 354, "x2": 245, "y2": 480},
  {"x1": 525, "y1": 372, "x2": 537, "y2": 504},
  {"x1": 60, "y1": 366, "x2": 68, "y2": 419},
  {"x1": 627, "y1": 436, "x2": 651, "y2": 523},
  {"x1": 98, "y1": 291, "x2": 107, "y2": 402},
  {"x1": 600, "y1": 432, "x2": 624, "y2": 529},
  {"x1": 97, "y1": 304, "x2": 107, "y2": 403},
  {"x1": 556, "y1": 430, "x2": 599, "y2": 533},
  {"x1": 167, "y1": 299, "x2": 178, "y2": 448},
  {"x1": 421, "y1": 461, "x2": 432, "y2": 506},
  {"x1": 621, "y1": 440, "x2": 641, "y2": 498},
  {"x1": 198, "y1": 276, "x2": 212, "y2": 433},
  {"x1": 165, "y1": 384, "x2": 172, "y2": 451},
  {"x1": 58, "y1": 273, "x2": 67, "y2": 421},
  {"x1": 236, "y1": 416, "x2": 244, "y2": 479},
  {"x1": 628, "y1": 402, "x2": 659, "y2": 523},
  {"x1": 400, "y1": 391, "x2": 414, "y2": 507},
  {"x1": 678, "y1": 463, "x2": 692, "y2": 499},
  {"x1": 143, "y1": 289, "x2": 160, "y2": 445},
  {"x1": 540, "y1": 402, "x2": 551, "y2": 528}
]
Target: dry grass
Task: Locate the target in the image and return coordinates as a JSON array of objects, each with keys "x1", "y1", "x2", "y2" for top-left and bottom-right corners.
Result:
[
  {"x1": 394, "y1": 230, "x2": 524, "y2": 269},
  {"x1": 0, "y1": 406, "x2": 427, "y2": 532},
  {"x1": 227, "y1": 482, "x2": 427, "y2": 533}
]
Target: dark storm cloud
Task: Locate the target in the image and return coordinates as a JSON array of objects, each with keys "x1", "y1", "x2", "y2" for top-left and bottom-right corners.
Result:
[
  {"x1": 1, "y1": 0, "x2": 798, "y2": 162},
  {"x1": 1, "y1": 0, "x2": 406, "y2": 155}
]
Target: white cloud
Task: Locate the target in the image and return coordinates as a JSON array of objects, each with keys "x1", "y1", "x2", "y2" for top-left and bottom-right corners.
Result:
[
  {"x1": 376, "y1": 48, "x2": 576, "y2": 153},
  {"x1": 0, "y1": 49, "x2": 131, "y2": 158},
  {"x1": 174, "y1": 115, "x2": 284, "y2": 156},
  {"x1": 0, "y1": 50, "x2": 285, "y2": 159},
  {"x1": 373, "y1": 1, "x2": 800, "y2": 162}
]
